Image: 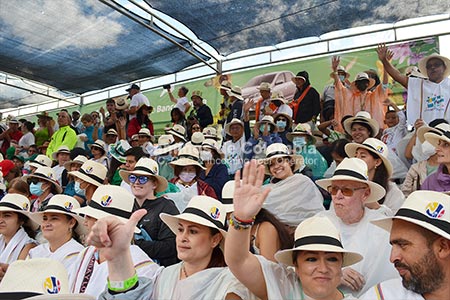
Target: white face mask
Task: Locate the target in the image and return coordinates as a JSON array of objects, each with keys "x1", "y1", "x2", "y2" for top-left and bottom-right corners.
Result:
[
  {"x1": 179, "y1": 171, "x2": 197, "y2": 183},
  {"x1": 422, "y1": 141, "x2": 437, "y2": 159},
  {"x1": 200, "y1": 150, "x2": 213, "y2": 162}
]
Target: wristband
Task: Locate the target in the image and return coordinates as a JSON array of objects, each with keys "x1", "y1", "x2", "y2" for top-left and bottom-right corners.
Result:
[
  {"x1": 108, "y1": 272, "x2": 138, "y2": 292},
  {"x1": 229, "y1": 213, "x2": 255, "y2": 230}
]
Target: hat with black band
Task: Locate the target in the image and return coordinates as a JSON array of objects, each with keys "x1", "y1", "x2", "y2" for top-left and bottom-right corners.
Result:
[
  {"x1": 69, "y1": 160, "x2": 107, "y2": 187},
  {"x1": 119, "y1": 157, "x2": 168, "y2": 193},
  {"x1": 169, "y1": 146, "x2": 205, "y2": 170}
]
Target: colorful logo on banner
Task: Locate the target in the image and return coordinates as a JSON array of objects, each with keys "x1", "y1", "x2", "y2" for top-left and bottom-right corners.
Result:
[
  {"x1": 210, "y1": 207, "x2": 220, "y2": 220},
  {"x1": 425, "y1": 202, "x2": 446, "y2": 219},
  {"x1": 64, "y1": 201, "x2": 73, "y2": 211},
  {"x1": 43, "y1": 276, "x2": 61, "y2": 294},
  {"x1": 100, "y1": 195, "x2": 113, "y2": 207}
]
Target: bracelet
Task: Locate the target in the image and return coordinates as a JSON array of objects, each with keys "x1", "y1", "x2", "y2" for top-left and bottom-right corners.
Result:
[
  {"x1": 108, "y1": 272, "x2": 138, "y2": 292},
  {"x1": 229, "y1": 213, "x2": 255, "y2": 230}
]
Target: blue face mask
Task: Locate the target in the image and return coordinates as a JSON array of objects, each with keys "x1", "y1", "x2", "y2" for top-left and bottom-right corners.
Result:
[
  {"x1": 74, "y1": 181, "x2": 86, "y2": 197},
  {"x1": 276, "y1": 120, "x2": 287, "y2": 129},
  {"x1": 259, "y1": 124, "x2": 266, "y2": 132},
  {"x1": 30, "y1": 182, "x2": 44, "y2": 196},
  {"x1": 293, "y1": 136, "x2": 307, "y2": 150},
  {"x1": 339, "y1": 75, "x2": 345, "y2": 82}
]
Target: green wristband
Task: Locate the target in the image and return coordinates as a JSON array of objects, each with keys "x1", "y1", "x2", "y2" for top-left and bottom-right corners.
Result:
[{"x1": 108, "y1": 272, "x2": 138, "y2": 292}]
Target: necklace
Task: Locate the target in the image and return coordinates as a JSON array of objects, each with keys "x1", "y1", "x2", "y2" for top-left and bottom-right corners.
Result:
[{"x1": 182, "y1": 263, "x2": 189, "y2": 278}]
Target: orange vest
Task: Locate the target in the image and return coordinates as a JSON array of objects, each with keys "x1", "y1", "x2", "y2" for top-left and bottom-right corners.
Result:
[{"x1": 255, "y1": 97, "x2": 277, "y2": 121}]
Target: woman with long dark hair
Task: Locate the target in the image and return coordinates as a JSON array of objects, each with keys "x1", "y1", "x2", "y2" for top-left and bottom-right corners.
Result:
[{"x1": 127, "y1": 105, "x2": 154, "y2": 137}]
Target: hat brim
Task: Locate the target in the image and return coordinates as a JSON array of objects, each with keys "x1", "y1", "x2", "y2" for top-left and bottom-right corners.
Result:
[
  {"x1": 68, "y1": 170, "x2": 103, "y2": 187},
  {"x1": 225, "y1": 90, "x2": 243, "y2": 100},
  {"x1": 329, "y1": 70, "x2": 350, "y2": 79},
  {"x1": 166, "y1": 129, "x2": 187, "y2": 143},
  {"x1": 29, "y1": 162, "x2": 46, "y2": 169},
  {"x1": 153, "y1": 143, "x2": 181, "y2": 156},
  {"x1": 256, "y1": 120, "x2": 277, "y2": 133},
  {"x1": 343, "y1": 116, "x2": 379, "y2": 137},
  {"x1": 29, "y1": 210, "x2": 87, "y2": 236},
  {"x1": 286, "y1": 132, "x2": 316, "y2": 144},
  {"x1": 264, "y1": 154, "x2": 304, "y2": 175},
  {"x1": 225, "y1": 121, "x2": 244, "y2": 136},
  {"x1": 22, "y1": 174, "x2": 62, "y2": 194},
  {"x1": 274, "y1": 244, "x2": 363, "y2": 267},
  {"x1": 119, "y1": 169, "x2": 168, "y2": 193},
  {"x1": 52, "y1": 150, "x2": 70, "y2": 160},
  {"x1": 418, "y1": 54, "x2": 450, "y2": 79},
  {"x1": 316, "y1": 176, "x2": 386, "y2": 203},
  {"x1": 291, "y1": 76, "x2": 306, "y2": 84},
  {"x1": 273, "y1": 113, "x2": 293, "y2": 129},
  {"x1": 0, "y1": 207, "x2": 39, "y2": 231},
  {"x1": 74, "y1": 206, "x2": 140, "y2": 234},
  {"x1": 63, "y1": 160, "x2": 84, "y2": 172},
  {"x1": 345, "y1": 143, "x2": 393, "y2": 178},
  {"x1": 424, "y1": 132, "x2": 449, "y2": 148},
  {"x1": 160, "y1": 212, "x2": 227, "y2": 238},
  {"x1": 169, "y1": 158, "x2": 206, "y2": 170}
]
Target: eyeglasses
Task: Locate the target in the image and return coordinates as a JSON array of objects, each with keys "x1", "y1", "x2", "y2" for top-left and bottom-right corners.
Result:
[
  {"x1": 128, "y1": 174, "x2": 150, "y2": 185},
  {"x1": 426, "y1": 62, "x2": 443, "y2": 69},
  {"x1": 327, "y1": 185, "x2": 367, "y2": 197}
]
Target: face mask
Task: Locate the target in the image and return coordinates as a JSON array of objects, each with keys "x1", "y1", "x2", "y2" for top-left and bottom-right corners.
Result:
[
  {"x1": 276, "y1": 120, "x2": 286, "y2": 129},
  {"x1": 200, "y1": 150, "x2": 213, "y2": 162},
  {"x1": 30, "y1": 182, "x2": 44, "y2": 196},
  {"x1": 293, "y1": 136, "x2": 307, "y2": 149},
  {"x1": 74, "y1": 181, "x2": 86, "y2": 197},
  {"x1": 422, "y1": 141, "x2": 436, "y2": 159},
  {"x1": 259, "y1": 124, "x2": 266, "y2": 132},
  {"x1": 179, "y1": 171, "x2": 197, "y2": 183},
  {"x1": 339, "y1": 75, "x2": 345, "y2": 82}
]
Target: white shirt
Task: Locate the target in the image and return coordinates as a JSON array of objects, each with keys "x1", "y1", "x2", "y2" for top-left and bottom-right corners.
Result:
[
  {"x1": 361, "y1": 278, "x2": 424, "y2": 300},
  {"x1": 129, "y1": 92, "x2": 150, "y2": 119},
  {"x1": 18, "y1": 131, "x2": 35, "y2": 148},
  {"x1": 52, "y1": 164, "x2": 65, "y2": 185},
  {"x1": 174, "y1": 96, "x2": 189, "y2": 113}
]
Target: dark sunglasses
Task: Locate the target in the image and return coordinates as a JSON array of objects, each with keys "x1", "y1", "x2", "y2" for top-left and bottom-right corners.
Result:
[
  {"x1": 128, "y1": 174, "x2": 150, "y2": 185},
  {"x1": 327, "y1": 185, "x2": 367, "y2": 197}
]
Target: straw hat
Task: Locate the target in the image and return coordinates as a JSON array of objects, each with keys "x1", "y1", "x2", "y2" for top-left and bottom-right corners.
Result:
[
  {"x1": 89, "y1": 140, "x2": 106, "y2": 155},
  {"x1": 202, "y1": 138, "x2": 224, "y2": 158},
  {"x1": 256, "y1": 115, "x2": 277, "y2": 132},
  {"x1": 51, "y1": 145, "x2": 71, "y2": 160},
  {"x1": 418, "y1": 53, "x2": 450, "y2": 79},
  {"x1": 416, "y1": 122, "x2": 447, "y2": 144},
  {"x1": 63, "y1": 155, "x2": 88, "y2": 172},
  {"x1": 226, "y1": 86, "x2": 243, "y2": 100},
  {"x1": 23, "y1": 166, "x2": 62, "y2": 194},
  {"x1": 343, "y1": 111, "x2": 379, "y2": 137},
  {"x1": 0, "y1": 194, "x2": 38, "y2": 230},
  {"x1": 274, "y1": 216, "x2": 363, "y2": 267},
  {"x1": 220, "y1": 80, "x2": 232, "y2": 91},
  {"x1": 273, "y1": 112, "x2": 293, "y2": 130},
  {"x1": 170, "y1": 146, "x2": 205, "y2": 170},
  {"x1": 29, "y1": 154, "x2": 53, "y2": 169},
  {"x1": 316, "y1": 157, "x2": 386, "y2": 203},
  {"x1": 264, "y1": 143, "x2": 303, "y2": 175},
  {"x1": 329, "y1": 65, "x2": 350, "y2": 79},
  {"x1": 287, "y1": 123, "x2": 316, "y2": 144},
  {"x1": 120, "y1": 157, "x2": 168, "y2": 193},
  {"x1": 190, "y1": 132, "x2": 205, "y2": 146},
  {"x1": 106, "y1": 128, "x2": 118, "y2": 136},
  {"x1": 160, "y1": 196, "x2": 227, "y2": 238},
  {"x1": 345, "y1": 138, "x2": 393, "y2": 177},
  {"x1": 372, "y1": 190, "x2": 450, "y2": 240},
  {"x1": 29, "y1": 195, "x2": 87, "y2": 236},
  {"x1": 191, "y1": 90, "x2": 203, "y2": 99},
  {"x1": 166, "y1": 124, "x2": 187, "y2": 142},
  {"x1": 269, "y1": 91, "x2": 287, "y2": 104},
  {"x1": 405, "y1": 66, "x2": 427, "y2": 79},
  {"x1": 74, "y1": 185, "x2": 140, "y2": 233},
  {"x1": 138, "y1": 128, "x2": 152, "y2": 138},
  {"x1": 153, "y1": 135, "x2": 179, "y2": 156},
  {"x1": 68, "y1": 160, "x2": 107, "y2": 187},
  {"x1": 114, "y1": 96, "x2": 129, "y2": 111},
  {"x1": 0, "y1": 258, "x2": 94, "y2": 299},
  {"x1": 202, "y1": 126, "x2": 219, "y2": 140},
  {"x1": 351, "y1": 72, "x2": 376, "y2": 90},
  {"x1": 221, "y1": 180, "x2": 236, "y2": 213},
  {"x1": 424, "y1": 123, "x2": 450, "y2": 148},
  {"x1": 257, "y1": 82, "x2": 271, "y2": 91},
  {"x1": 224, "y1": 118, "x2": 244, "y2": 136}
]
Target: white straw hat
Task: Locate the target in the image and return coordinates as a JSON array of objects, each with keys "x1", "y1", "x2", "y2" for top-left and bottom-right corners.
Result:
[
  {"x1": 170, "y1": 146, "x2": 205, "y2": 170},
  {"x1": 343, "y1": 111, "x2": 379, "y2": 137},
  {"x1": 424, "y1": 123, "x2": 450, "y2": 148},
  {"x1": 274, "y1": 216, "x2": 363, "y2": 267},
  {"x1": 89, "y1": 139, "x2": 106, "y2": 154},
  {"x1": 221, "y1": 180, "x2": 236, "y2": 213},
  {"x1": 202, "y1": 139, "x2": 224, "y2": 159},
  {"x1": 316, "y1": 157, "x2": 386, "y2": 203},
  {"x1": 224, "y1": 118, "x2": 244, "y2": 136},
  {"x1": 416, "y1": 122, "x2": 447, "y2": 144},
  {"x1": 63, "y1": 155, "x2": 88, "y2": 172},
  {"x1": 0, "y1": 258, "x2": 94, "y2": 299},
  {"x1": 160, "y1": 196, "x2": 227, "y2": 237},
  {"x1": 269, "y1": 91, "x2": 287, "y2": 104},
  {"x1": 287, "y1": 123, "x2": 316, "y2": 143},
  {"x1": 418, "y1": 53, "x2": 450, "y2": 79},
  {"x1": 51, "y1": 145, "x2": 71, "y2": 160},
  {"x1": 106, "y1": 128, "x2": 118, "y2": 136},
  {"x1": 264, "y1": 143, "x2": 303, "y2": 175},
  {"x1": 68, "y1": 160, "x2": 107, "y2": 187},
  {"x1": 153, "y1": 135, "x2": 180, "y2": 156},
  {"x1": 345, "y1": 138, "x2": 393, "y2": 177},
  {"x1": 166, "y1": 124, "x2": 187, "y2": 142},
  {"x1": 257, "y1": 82, "x2": 271, "y2": 91},
  {"x1": 190, "y1": 131, "x2": 205, "y2": 146},
  {"x1": 255, "y1": 115, "x2": 277, "y2": 132},
  {"x1": 0, "y1": 194, "x2": 38, "y2": 230},
  {"x1": 220, "y1": 80, "x2": 232, "y2": 91},
  {"x1": 372, "y1": 190, "x2": 450, "y2": 240},
  {"x1": 29, "y1": 154, "x2": 52, "y2": 169},
  {"x1": 138, "y1": 128, "x2": 152, "y2": 138},
  {"x1": 351, "y1": 72, "x2": 376, "y2": 90},
  {"x1": 119, "y1": 157, "x2": 168, "y2": 193},
  {"x1": 29, "y1": 195, "x2": 87, "y2": 236},
  {"x1": 202, "y1": 126, "x2": 219, "y2": 140},
  {"x1": 74, "y1": 185, "x2": 140, "y2": 233},
  {"x1": 23, "y1": 166, "x2": 62, "y2": 194},
  {"x1": 226, "y1": 86, "x2": 244, "y2": 100}
]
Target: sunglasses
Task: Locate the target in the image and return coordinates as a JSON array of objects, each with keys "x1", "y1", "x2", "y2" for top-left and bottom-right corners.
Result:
[
  {"x1": 327, "y1": 185, "x2": 367, "y2": 197},
  {"x1": 128, "y1": 174, "x2": 150, "y2": 185}
]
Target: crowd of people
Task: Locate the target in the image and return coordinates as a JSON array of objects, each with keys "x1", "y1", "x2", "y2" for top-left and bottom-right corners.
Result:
[{"x1": 0, "y1": 44, "x2": 449, "y2": 299}]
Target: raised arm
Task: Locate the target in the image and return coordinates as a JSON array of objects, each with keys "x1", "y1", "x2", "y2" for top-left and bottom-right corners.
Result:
[
  {"x1": 224, "y1": 160, "x2": 271, "y2": 300},
  {"x1": 87, "y1": 209, "x2": 147, "y2": 282},
  {"x1": 377, "y1": 44, "x2": 408, "y2": 88}
]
